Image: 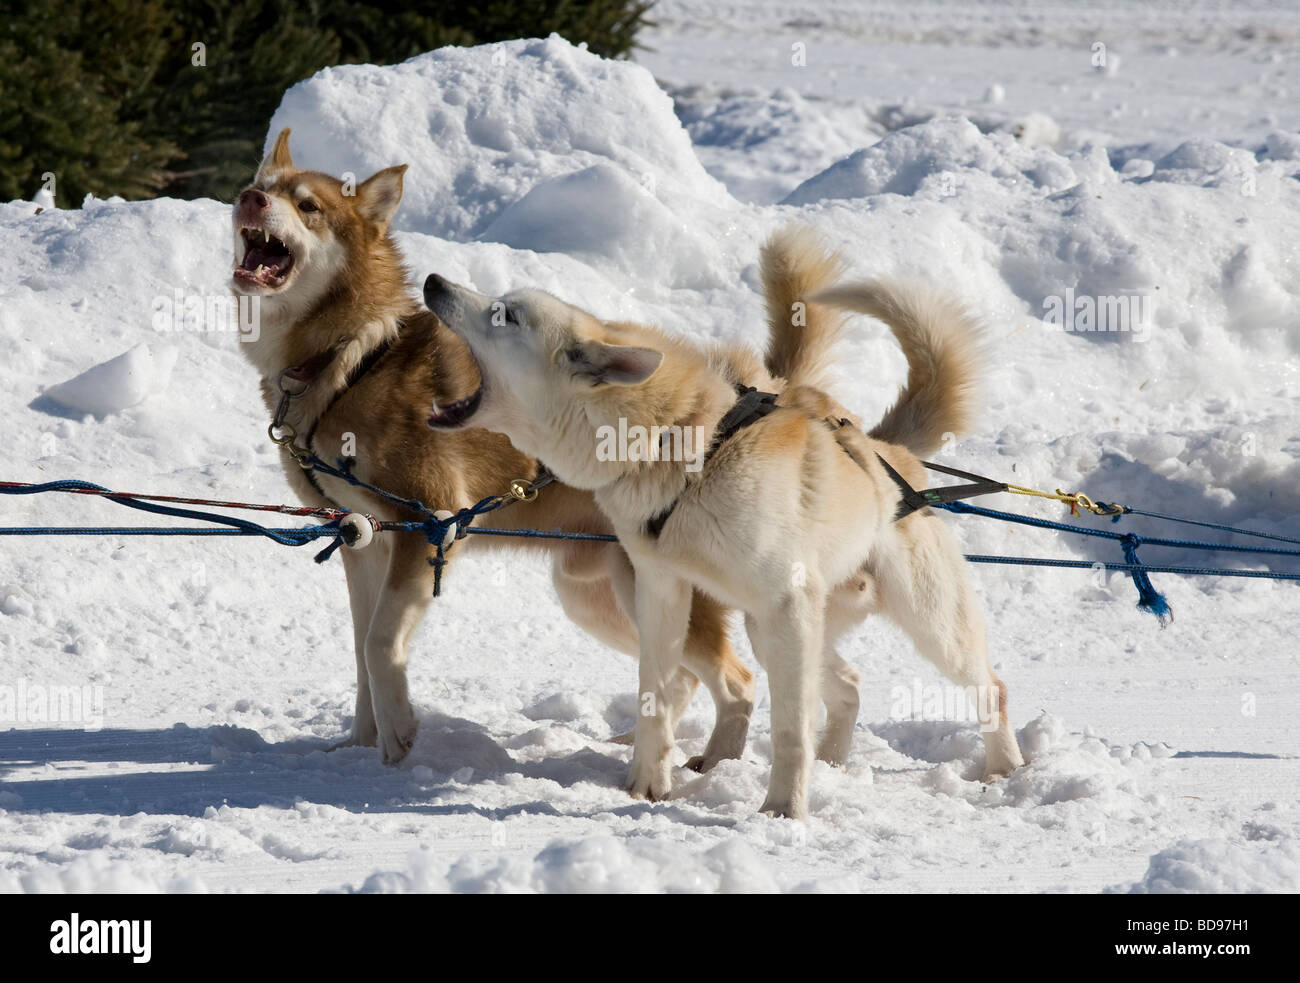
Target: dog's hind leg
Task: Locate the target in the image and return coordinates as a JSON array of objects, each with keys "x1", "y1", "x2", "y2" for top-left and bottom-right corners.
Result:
[
  {"x1": 745, "y1": 585, "x2": 825, "y2": 820},
  {"x1": 814, "y1": 572, "x2": 875, "y2": 765},
  {"x1": 816, "y1": 648, "x2": 861, "y2": 766},
  {"x1": 876, "y1": 521, "x2": 1025, "y2": 780},
  {"x1": 334, "y1": 540, "x2": 390, "y2": 749},
  {"x1": 681, "y1": 592, "x2": 754, "y2": 773}
]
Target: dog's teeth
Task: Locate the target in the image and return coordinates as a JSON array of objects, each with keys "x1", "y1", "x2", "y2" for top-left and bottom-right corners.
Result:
[{"x1": 264, "y1": 230, "x2": 270, "y2": 243}]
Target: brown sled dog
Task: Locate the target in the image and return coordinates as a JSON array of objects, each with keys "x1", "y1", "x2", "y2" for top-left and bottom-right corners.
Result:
[{"x1": 229, "y1": 129, "x2": 754, "y2": 767}]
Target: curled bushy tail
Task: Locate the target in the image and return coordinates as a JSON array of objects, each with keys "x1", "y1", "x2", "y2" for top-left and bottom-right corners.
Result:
[
  {"x1": 810, "y1": 281, "x2": 981, "y2": 457},
  {"x1": 760, "y1": 225, "x2": 849, "y2": 391}
]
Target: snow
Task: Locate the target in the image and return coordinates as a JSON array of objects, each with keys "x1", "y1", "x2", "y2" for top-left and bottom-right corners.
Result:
[
  {"x1": 2, "y1": 3, "x2": 1299, "y2": 893},
  {"x1": 39, "y1": 343, "x2": 178, "y2": 418},
  {"x1": 270, "y1": 36, "x2": 729, "y2": 242}
]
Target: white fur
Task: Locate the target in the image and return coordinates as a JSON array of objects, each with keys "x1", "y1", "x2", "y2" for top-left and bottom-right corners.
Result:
[{"x1": 427, "y1": 271, "x2": 1025, "y2": 819}]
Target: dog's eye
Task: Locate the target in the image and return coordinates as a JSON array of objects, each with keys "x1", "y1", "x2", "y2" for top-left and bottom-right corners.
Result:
[
  {"x1": 298, "y1": 199, "x2": 319, "y2": 213},
  {"x1": 503, "y1": 307, "x2": 518, "y2": 325}
]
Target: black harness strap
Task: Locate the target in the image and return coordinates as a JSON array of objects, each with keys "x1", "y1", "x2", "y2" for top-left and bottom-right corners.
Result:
[
  {"x1": 299, "y1": 335, "x2": 398, "y2": 503},
  {"x1": 645, "y1": 385, "x2": 780, "y2": 537},
  {"x1": 640, "y1": 383, "x2": 1013, "y2": 536}
]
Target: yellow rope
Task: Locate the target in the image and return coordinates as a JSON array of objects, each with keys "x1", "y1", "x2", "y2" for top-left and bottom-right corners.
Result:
[{"x1": 1004, "y1": 484, "x2": 1122, "y2": 518}]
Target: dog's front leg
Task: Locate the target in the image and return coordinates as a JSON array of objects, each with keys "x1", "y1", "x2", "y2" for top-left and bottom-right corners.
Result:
[
  {"x1": 361, "y1": 536, "x2": 434, "y2": 764},
  {"x1": 334, "y1": 543, "x2": 389, "y2": 749},
  {"x1": 746, "y1": 586, "x2": 825, "y2": 820},
  {"x1": 626, "y1": 564, "x2": 692, "y2": 801}
]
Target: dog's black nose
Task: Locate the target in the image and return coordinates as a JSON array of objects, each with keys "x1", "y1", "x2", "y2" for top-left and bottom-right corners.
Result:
[{"x1": 423, "y1": 273, "x2": 448, "y2": 301}]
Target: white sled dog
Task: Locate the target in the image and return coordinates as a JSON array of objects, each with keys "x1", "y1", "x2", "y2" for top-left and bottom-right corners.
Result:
[{"x1": 423, "y1": 226, "x2": 1026, "y2": 818}]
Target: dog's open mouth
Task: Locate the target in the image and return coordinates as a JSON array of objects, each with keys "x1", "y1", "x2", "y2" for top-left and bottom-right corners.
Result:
[
  {"x1": 428, "y1": 386, "x2": 483, "y2": 429},
  {"x1": 234, "y1": 227, "x2": 295, "y2": 287}
]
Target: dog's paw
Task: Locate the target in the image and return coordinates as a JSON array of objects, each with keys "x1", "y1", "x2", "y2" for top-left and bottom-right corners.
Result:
[
  {"x1": 981, "y1": 734, "x2": 1026, "y2": 781},
  {"x1": 374, "y1": 702, "x2": 418, "y2": 765},
  {"x1": 625, "y1": 752, "x2": 673, "y2": 801},
  {"x1": 686, "y1": 714, "x2": 750, "y2": 773},
  {"x1": 683, "y1": 746, "x2": 733, "y2": 773},
  {"x1": 815, "y1": 735, "x2": 852, "y2": 768},
  {"x1": 758, "y1": 797, "x2": 808, "y2": 821},
  {"x1": 981, "y1": 763, "x2": 1021, "y2": 783}
]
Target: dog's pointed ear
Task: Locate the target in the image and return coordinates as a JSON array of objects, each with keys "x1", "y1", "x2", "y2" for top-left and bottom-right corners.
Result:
[
  {"x1": 256, "y1": 128, "x2": 294, "y2": 179},
  {"x1": 565, "y1": 341, "x2": 663, "y2": 387},
  {"x1": 355, "y1": 164, "x2": 408, "y2": 231}
]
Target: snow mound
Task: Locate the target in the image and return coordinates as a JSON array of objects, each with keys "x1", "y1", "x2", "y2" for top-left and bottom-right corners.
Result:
[
  {"x1": 1126, "y1": 836, "x2": 1300, "y2": 893},
  {"x1": 0, "y1": 851, "x2": 208, "y2": 894},
  {"x1": 669, "y1": 83, "x2": 885, "y2": 204},
  {"x1": 270, "y1": 35, "x2": 731, "y2": 243},
  {"x1": 352, "y1": 834, "x2": 779, "y2": 893},
  {"x1": 1148, "y1": 138, "x2": 1258, "y2": 189},
  {"x1": 783, "y1": 117, "x2": 1023, "y2": 204},
  {"x1": 39, "y1": 342, "x2": 177, "y2": 417},
  {"x1": 480, "y1": 162, "x2": 716, "y2": 283}
]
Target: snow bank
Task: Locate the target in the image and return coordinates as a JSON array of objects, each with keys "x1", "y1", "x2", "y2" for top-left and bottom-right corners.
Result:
[{"x1": 270, "y1": 36, "x2": 731, "y2": 243}]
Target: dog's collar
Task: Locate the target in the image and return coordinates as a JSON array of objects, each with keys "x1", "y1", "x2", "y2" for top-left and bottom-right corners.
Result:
[
  {"x1": 280, "y1": 347, "x2": 341, "y2": 391},
  {"x1": 644, "y1": 384, "x2": 781, "y2": 538}
]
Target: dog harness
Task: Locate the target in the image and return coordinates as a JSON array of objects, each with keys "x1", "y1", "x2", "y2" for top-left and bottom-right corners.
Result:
[
  {"x1": 644, "y1": 385, "x2": 780, "y2": 536},
  {"x1": 270, "y1": 333, "x2": 397, "y2": 506},
  {"x1": 642, "y1": 385, "x2": 1011, "y2": 537}
]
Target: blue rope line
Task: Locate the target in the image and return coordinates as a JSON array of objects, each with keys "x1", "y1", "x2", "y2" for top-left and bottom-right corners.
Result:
[
  {"x1": 962, "y1": 554, "x2": 1300, "y2": 580},
  {"x1": 0, "y1": 526, "x2": 338, "y2": 542},
  {"x1": 1099, "y1": 503, "x2": 1300, "y2": 546},
  {"x1": 303, "y1": 454, "x2": 526, "y2": 594},
  {"x1": 6, "y1": 474, "x2": 1298, "y2": 623},
  {"x1": 304, "y1": 455, "x2": 442, "y2": 519},
  {"x1": 463, "y1": 527, "x2": 619, "y2": 542},
  {"x1": 938, "y1": 501, "x2": 1300, "y2": 557},
  {"x1": 936, "y1": 501, "x2": 1299, "y2": 623},
  {"x1": 0, "y1": 479, "x2": 338, "y2": 548},
  {"x1": 4, "y1": 525, "x2": 1294, "y2": 584}
]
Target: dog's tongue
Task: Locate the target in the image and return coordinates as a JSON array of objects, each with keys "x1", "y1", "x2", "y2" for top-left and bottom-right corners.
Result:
[{"x1": 240, "y1": 239, "x2": 291, "y2": 274}]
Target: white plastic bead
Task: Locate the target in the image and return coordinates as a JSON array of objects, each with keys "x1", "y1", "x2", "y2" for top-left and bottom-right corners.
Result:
[
  {"x1": 433, "y1": 509, "x2": 459, "y2": 548},
  {"x1": 339, "y1": 513, "x2": 375, "y2": 550}
]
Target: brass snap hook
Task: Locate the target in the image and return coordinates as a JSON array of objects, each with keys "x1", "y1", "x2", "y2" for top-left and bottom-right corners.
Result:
[{"x1": 508, "y1": 478, "x2": 539, "y2": 502}]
